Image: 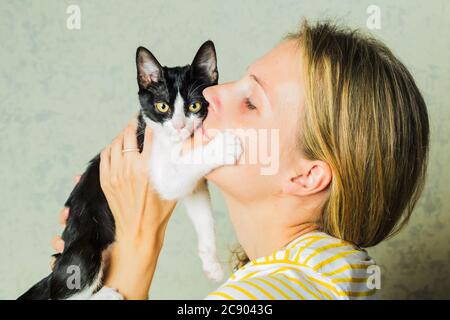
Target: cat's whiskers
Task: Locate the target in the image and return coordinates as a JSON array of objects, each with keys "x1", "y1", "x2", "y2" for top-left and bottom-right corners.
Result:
[{"x1": 187, "y1": 80, "x2": 205, "y2": 98}]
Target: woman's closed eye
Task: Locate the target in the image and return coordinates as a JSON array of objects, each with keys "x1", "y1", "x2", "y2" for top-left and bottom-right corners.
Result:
[{"x1": 244, "y1": 98, "x2": 257, "y2": 110}]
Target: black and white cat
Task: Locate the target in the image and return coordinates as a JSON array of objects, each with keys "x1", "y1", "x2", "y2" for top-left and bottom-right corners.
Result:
[{"x1": 19, "y1": 41, "x2": 242, "y2": 300}]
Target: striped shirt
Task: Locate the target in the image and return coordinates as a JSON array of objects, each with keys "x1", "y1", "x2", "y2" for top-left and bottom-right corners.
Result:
[{"x1": 205, "y1": 231, "x2": 378, "y2": 300}]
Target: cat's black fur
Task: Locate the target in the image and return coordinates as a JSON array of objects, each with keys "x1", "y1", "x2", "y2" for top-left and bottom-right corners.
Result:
[{"x1": 18, "y1": 41, "x2": 218, "y2": 300}]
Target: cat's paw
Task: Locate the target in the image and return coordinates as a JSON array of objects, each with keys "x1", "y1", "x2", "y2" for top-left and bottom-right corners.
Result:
[
  {"x1": 199, "y1": 251, "x2": 225, "y2": 282},
  {"x1": 206, "y1": 131, "x2": 242, "y2": 166},
  {"x1": 204, "y1": 261, "x2": 225, "y2": 282}
]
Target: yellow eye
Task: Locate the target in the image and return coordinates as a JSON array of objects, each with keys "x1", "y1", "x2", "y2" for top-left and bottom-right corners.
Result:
[
  {"x1": 189, "y1": 101, "x2": 202, "y2": 113},
  {"x1": 154, "y1": 102, "x2": 170, "y2": 113}
]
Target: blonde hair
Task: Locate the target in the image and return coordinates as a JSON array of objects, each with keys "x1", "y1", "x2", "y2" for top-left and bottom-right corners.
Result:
[
  {"x1": 287, "y1": 20, "x2": 430, "y2": 247},
  {"x1": 231, "y1": 20, "x2": 430, "y2": 270}
]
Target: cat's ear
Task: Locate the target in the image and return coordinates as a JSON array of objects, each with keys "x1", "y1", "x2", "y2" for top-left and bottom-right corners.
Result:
[
  {"x1": 136, "y1": 46, "x2": 163, "y2": 88},
  {"x1": 191, "y1": 40, "x2": 218, "y2": 83}
]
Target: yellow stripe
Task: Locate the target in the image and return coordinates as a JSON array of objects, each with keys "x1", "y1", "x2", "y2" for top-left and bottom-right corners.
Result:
[
  {"x1": 294, "y1": 237, "x2": 327, "y2": 262},
  {"x1": 254, "y1": 277, "x2": 292, "y2": 300},
  {"x1": 284, "y1": 248, "x2": 291, "y2": 260},
  {"x1": 347, "y1": 289, "x2": 377, "y2": 297},
  {"x1": 242, "y1": 280, "x2": 276, "y2": 300},
  {"x1": 278, "y1": 273, "x2": 322, "y2": 299},
  {"x1": 303, "y1": 273, "x2": 343, "y2": 296},
  {"x1": 303, "y1": 242, "x2": 352, "y2": 265},
  {"x1": 268, "y1": 275, "x2": 305, "y2": 299},
  {"x1": 313, "y1": 250, "x2": 361, "y2": 271},
  {"x1": 268, "y1": 266, "x2": 293, "y2": 275},
  {"x1": 224, "y1": 284, "x2": 258, "y2": 300},
  {"x1": 331, "y1": 277, "x2": 369, "y2": 283},
  {"x1": 269, "y1": 266, "x2": 333, "y2": 300},
  {"x1": 207, "y1": 291, "x2": 236, "y2": 300},
  {"x1": 252, "y1": 259, "x2": 306, "y2": 267},
  {"x1": 267, "y1": 265, "x2": 340, "y2": 299},
  {"x1": 241, "y1": 270, "x2": 260, "y2": 280},
  {"x1": 288, "y1": 235, "x2": 328, "y2": 249},
  {"x1": 304, "y1": 273, "x2": 376, "y2": 297},
  {"x1": 268, "y1": 265, "x2": 374, "y2": 298},
  {"x1": 321, "y1": 264, "x2": 370, "y2": 277},
  {"x1": 300, "y1": 275, "x2": 334, "y2": 300}
]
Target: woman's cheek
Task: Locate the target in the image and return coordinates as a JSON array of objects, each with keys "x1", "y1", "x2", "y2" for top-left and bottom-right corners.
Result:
[
  {"x1": 206, "y1": 160, "x2": 266, "y2": 202},
  {"x1": 205, "y1": 126, "x2": 277, "y2": 200}
]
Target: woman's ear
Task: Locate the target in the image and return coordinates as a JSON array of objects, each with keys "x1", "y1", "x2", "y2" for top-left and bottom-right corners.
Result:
[{"x1": 282, "y1": 160, "x2": 332, "y2": 196}]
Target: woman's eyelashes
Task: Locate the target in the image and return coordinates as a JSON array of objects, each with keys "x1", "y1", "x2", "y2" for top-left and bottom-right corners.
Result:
[{"x1": 244, "y1": 98, "x2": 257, "y2": 110}]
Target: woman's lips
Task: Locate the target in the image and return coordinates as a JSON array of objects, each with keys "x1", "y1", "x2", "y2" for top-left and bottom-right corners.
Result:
[
  {"x1": 202, "y1": 123, "x2": 214, "y2": 141},
  {"x1": 193, "y1": 123, "x2": 212, "y2": 143}
]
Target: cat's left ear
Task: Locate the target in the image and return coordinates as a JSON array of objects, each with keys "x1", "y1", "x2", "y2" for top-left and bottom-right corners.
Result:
[
  {"x1": 136, "y1": 46, "x2": 163, "y2": 89},
  {"x1": 191, "y1": 40, "x2": 218, "y2": 83}
]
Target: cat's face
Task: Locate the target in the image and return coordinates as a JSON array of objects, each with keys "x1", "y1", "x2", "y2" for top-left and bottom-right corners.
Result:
[{"x1": 136, "y1": 41, "x2": 218, "y2": 141}]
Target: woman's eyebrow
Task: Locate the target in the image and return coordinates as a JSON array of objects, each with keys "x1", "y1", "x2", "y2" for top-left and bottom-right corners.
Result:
[
  {"x1": 249, "y1": 73, "x2": 272, "y2": 108},
  {"x1": 249, "y1": 74, "x2": 267, "y2": 92}
]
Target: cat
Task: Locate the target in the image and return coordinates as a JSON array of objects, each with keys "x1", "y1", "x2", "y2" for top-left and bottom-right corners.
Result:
[{"x1": 19, "y1": 40, "x2": 242, "y2": 300}]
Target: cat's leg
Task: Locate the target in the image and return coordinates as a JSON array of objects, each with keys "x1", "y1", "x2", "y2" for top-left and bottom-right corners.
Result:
[
  {"x1": 156, "y1": 131, "x2": 242, "y2": 200},
  {"x1": 182, "y1": 181, "x2": 224, "y2": 282}
]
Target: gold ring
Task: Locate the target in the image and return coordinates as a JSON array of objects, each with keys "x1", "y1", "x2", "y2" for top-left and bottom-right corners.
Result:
[{"x1": 122, "y1": 148, "x2": 140, "y2": 153}]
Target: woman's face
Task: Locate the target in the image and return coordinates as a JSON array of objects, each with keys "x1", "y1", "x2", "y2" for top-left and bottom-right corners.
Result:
[{"x1": 202, "y1": 40, "x2": 306, "y2": 201}]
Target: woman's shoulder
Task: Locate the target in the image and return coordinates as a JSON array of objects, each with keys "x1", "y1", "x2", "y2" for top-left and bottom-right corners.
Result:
[{"x1": 206, "y1": 231, "x2": 378, "y2": 300}]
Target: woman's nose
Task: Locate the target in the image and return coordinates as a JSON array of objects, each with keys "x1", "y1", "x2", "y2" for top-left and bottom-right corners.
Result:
[{"x1": 203, "y1": 86, "x2": 221, "y2": 114}]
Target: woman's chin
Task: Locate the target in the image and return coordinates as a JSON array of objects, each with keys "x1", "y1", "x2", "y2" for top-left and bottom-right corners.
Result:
[{"x1": 205, "y1": 164, "x2": 236, "y2": 185}]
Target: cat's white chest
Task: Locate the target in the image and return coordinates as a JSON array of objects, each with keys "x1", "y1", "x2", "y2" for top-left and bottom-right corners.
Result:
[{"x1": 147, "y1": 136, "x2": 185, "y2": 200}]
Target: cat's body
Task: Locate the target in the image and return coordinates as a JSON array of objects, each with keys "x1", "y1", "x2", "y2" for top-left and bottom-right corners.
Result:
[{"x1": 19, "y1": 41, "x2": 242, "y2": 300}]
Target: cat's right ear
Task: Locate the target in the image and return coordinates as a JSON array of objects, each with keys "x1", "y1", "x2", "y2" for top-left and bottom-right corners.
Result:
[{"x1": 136, "y1": 46, "x2": 163, "y2": 89}]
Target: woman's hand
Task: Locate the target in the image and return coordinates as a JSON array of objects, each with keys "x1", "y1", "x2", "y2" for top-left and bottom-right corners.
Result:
[
  {"x1": 100, "y1": 117, "x2": 175, "y2": 245},
  {"x1": 51, "y1": 116, "x2": 177, "y2": 299},
  {"x1": 99, "y1": 117, "x2": 176, "y2": 299}
]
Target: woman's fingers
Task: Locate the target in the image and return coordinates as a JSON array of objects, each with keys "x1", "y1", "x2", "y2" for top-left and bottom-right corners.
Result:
[
  {"x1": 74, "y1": 174, "x2": 81, "y2": 184},
  {"x1": 59, "y1": 207, "x2": 69, "y2": 227},
  {"x1": 142, "y1": 125, "x2": 153, "y2": 160},
  {"x1": 49, "y1": 256, "x2": 56, "y2": 270},
  {"x1": 51, "y1": 235, "x2": 65, "y2": 253},
  {"x1": 123, "y1": 118, "x2": 140, "y2": 161},
  {"x1": 100, "y1": 146, "x2": 111, "y2": 191},
  {"x1": 110, "y1": 133, "x2": 124, "y2": 182}
]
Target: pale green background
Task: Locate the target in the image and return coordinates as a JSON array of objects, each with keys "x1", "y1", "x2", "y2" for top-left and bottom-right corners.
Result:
[{"x1": 0, "y1": 0, "x2": 449, "y2": 299}]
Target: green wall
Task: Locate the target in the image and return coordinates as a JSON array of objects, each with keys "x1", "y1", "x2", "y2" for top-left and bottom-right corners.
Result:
[{"x1": 1, "y1": 0, "x2": 449, "y2": 299}]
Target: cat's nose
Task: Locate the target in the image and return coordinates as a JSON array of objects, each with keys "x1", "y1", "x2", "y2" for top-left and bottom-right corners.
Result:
[{"x1": 173, "y1": 121, "x2": 186, "y2": 131}]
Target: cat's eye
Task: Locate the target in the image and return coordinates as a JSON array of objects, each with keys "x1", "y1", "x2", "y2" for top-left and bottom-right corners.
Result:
[
  {"x1": 154, "y1": 102, "x2": 170, "y2": 113},
  {"x1": 188, "y1": 101, "x2": 202, "y2": 113}
]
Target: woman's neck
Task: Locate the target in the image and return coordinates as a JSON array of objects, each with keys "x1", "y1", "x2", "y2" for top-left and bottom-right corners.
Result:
[{"x1": 223, "y1": 193, "x2": 320, "y2": 260}]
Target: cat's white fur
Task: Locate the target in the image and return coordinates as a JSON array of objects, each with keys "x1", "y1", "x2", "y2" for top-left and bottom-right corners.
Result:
[
  {"x1": 143, "y1": 91, "x2": 242, "y2": 281},
  {"x1": 84, "y1": 94, "x2": 238, "y2": 300}
]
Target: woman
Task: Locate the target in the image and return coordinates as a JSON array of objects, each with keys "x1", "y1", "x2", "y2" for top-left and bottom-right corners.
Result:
[{"x1": 51, "y1": 21, "x2": 429, "y2": 300}]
